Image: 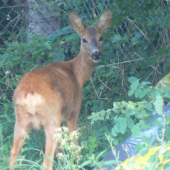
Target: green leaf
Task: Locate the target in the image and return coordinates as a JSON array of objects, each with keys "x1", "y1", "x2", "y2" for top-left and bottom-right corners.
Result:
[
  {"x1": 149, "y1": 154, "x2": 157, "y2": 162},
  {"x1": 153, "y1": 95, "x2": 164, "y2": 115},
  {"x1": 156, "y1": 47, "x2": 169, "y2": 58},
  {"x1": 130, "y1": 80, "x2": 139, "y2": 91},
  {"x1": 112, "y1": 128, "x2": 117, "y2": 137},
  {"x1": 165, "y1": 126, "x2": 170, "y2": 140},
  {"x1": 104, "y1": 160, "x2": 119, "y2": 165},
  {"x1": 131, "y1": 37, "x2": 139, "y2": 45},
  {"x1": 128, "y1": 77, "x2": 139, "y2": 83},
  {"x1": 113, "y1": 138, "x2": 119, "y2": 145},
  {"x1": 164, "y1": 150, "x2": 170, "y2": 160},
  {"x1": 138, "y1": 89, "x2": 147, "y2": 98},
  {"x1": 135, "y1": 88, "x2": 142, "y2": 98},
  {"x1": 164, "y1": 164, "x2": 170, "y2": 170},
  {"x1": 141, "y1": 136, "x2": 149, "y2": 144},
  {"x1": 141, "y1": 81, "x2": 152, "y2": 86},
  {"x1": 111, "y1": 34, "x2": 122, "y2": 43},
  {"x1": 139, "y1": 147, "x2": 149, "y2": 156},
  {"x1": 128, "y1": 89, "x2": 134, "y2": 96},
  {"x1": 45, "y1": 42, "x2": 51, "y2": 50},
  {"x1": 119, "y1": 118, "x2": 127, "y2": 134},
  {"x1": 80, "y1": 160, "x2": 91, "y2": 167},
  {"x1": 127, "y1": 117, "x2": 134, "y2": 129},
  {"x1": 131, "y1": 123, "x2": 141, "y2": 138},
  {"x1": 145, "y1": 103, "x2": 153, "y2": 110},
  {"x1": 114, "y1": 122, "x2": 120, "y2": 133},
  {"x1": 89, "y1": 136, "x2": 96, "y2": 143},
  {"x1": 96, "y1": 150, "x2": 106, "y2": 160}
]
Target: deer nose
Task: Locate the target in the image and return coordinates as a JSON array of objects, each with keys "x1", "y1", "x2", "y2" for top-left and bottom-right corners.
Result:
[{"x1": 92, "y1": 51, "x2": 101, "y2": 60}]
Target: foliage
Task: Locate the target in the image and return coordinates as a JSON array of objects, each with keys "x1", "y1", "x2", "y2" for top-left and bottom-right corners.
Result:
[
  {"x1": 89, "y1": 77, "x2": 170, "y2": 138},
  {"x1": 88, "y1": 77, "x2": 170, "y2": 169}
]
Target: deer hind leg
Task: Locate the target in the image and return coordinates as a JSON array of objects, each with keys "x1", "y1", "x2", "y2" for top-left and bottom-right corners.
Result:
[
  {"x1": 67, "y1": 115, "x2": 79, "y2": 148},
  {"x1": 9, "y1": 119, "x2": 31, "y2": 170},
  {"x1": 67, "y1": 115, "x2": 81, "y2": 162},
  {"x1": 42, "y1": 119, "x2": 61, "y2": 170}
]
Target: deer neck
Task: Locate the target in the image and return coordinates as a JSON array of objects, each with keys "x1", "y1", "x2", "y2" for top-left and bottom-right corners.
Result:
[{"x1": 71, "y1": 51, "x2": 95, "y2": 87}]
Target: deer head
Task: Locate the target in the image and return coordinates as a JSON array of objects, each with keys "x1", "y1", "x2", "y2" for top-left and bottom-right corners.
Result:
[{"x1": 69, "y1": 8, "x2": 112, "y2": 63}]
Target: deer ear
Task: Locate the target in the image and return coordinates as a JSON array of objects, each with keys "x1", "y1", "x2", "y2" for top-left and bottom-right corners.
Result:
[
  {"x1": 97, "y1": 8, "x2": 112, "y2": 31},
  {"x1": 69, "y1": 11, "x2": 85, "y2": 33}
]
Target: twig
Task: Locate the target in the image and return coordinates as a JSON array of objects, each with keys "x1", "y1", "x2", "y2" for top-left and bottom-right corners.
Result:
[
  {"x1": 126, "y1": 18, "x2": 157, "y2": 54},
  {"x1": 96, "y1": 73, "x2": 112, "y2": 91},
  {"x1": 90, "y1": 77, "x2": 98, "y2": 98},
  {"x1": 95, "y1": 58, "x2": 145, "y2": 69}
]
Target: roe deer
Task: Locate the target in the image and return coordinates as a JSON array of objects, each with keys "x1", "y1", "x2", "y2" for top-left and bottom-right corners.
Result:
[{"x1": 9, "y1": 8, "x2": 112, "y2": 170}]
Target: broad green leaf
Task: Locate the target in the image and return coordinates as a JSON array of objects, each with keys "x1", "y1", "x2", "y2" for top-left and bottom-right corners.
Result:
[
  {"x1": 138, "y1": 89, "x2": 147, "y2": 98},
  {"x1": 111, "y1": 34, "x2": 122, "y2": 43},
  {"x1": 114, "y1": 122, "x2": 120, "y2": 133},
  {"x1": 164, "y1": 164, "x2": 170, "y2": 170},
  {"x1": 139, "y1": 147, "x2": 149, "y2": 156},
  {"x1": 130, "y1": 80, "x2": 139, "y2": 91},
  {"x1": 45, "y1": 42, "x2": 51, "y2": 50},
  {"x1": 119, "y1": 118, "x2": 127, "y2": 134},
  {"x1": 149, "y1": 154, "x2": 157, "y2": 162},
  {"x1": 127, "y1": 117, "x2": 134, "y2": 129},
  {"x1": 128, "y1": 77, "x2": 139, "y2": 83},
  {"x1": 88, "y1": 136, "x2": 96, "y2": 143},
  {"x1": 131, "y1": 123, "x2": 141, "y2": 138},
  {"x1": 145, "y1": 102, "x2": 153, "y2": 110},
  {"x1": 153, "y1": 95, "x2": 164, "y2": 115},
  {"x1": 128, "y1": 89, "x2": 134, "y2": 96},
  {"x1": 112, "y1": 128, "x2": 117, "y2": 137},
  {"x1": 163, "y1": 94, "x2": 170, "y2": 100},
  {"x1": 113, "y1": 138, "x2": 119, "y2": 145},
  {"x1": 135, "y1": 88, "x2": 142, "y2": 98},
  {"x1": 141, "y1": 136, "x2": 149, "y2": 144},
  {"x1": 141, "y1": 81, "x2": 152, "y2": 85}
]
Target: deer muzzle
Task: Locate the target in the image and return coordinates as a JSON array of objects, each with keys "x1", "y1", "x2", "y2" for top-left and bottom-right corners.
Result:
[{"x1": 92, "y1": 51, "x2": 101, "y2": 61}]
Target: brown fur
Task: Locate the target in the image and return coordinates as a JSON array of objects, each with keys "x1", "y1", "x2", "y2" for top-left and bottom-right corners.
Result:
[{"x1": 9, "y1": 9, "x2": 112, "y2": 170}]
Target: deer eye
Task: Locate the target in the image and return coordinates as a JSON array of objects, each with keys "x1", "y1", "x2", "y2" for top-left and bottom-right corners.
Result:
[
  {"x1": 82, "y1": 38, "x2": 88, "y2": 43},
  {"x1": 99, "y1": 36, "x2": 103, "y2": 41}
]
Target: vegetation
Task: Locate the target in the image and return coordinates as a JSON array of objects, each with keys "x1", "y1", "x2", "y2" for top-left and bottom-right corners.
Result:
[{"x1": 0, "y1": 0, "x2": 170, "y2": 169}]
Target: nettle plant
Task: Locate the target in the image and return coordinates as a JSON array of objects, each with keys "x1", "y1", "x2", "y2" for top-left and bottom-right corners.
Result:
[{"x1": 89, "y1": 77, "x2": 170, "y2": 146}]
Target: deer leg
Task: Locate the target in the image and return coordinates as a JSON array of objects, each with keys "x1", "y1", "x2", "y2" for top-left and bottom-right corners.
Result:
[
  {"x1": 67, "y1": 116, "x2": 81, "y2": 162},
  {"x1": 42, "y1": 121, "x2": 60, "y2": 170},
  {"x1": 9, "y1": 121, "x2": 30, "y2": 170},
  {"x1": 67, "y1": 116, "x2": 79, "y2": 147}
]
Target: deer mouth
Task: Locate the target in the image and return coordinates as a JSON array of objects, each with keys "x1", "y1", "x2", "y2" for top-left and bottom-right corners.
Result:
[
  {"x1": 92, "y1": 58, "x2": 101, "y2": 63},
  {"x1": 92, "y1": 52, "x2": 101, "y2": 63}
]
